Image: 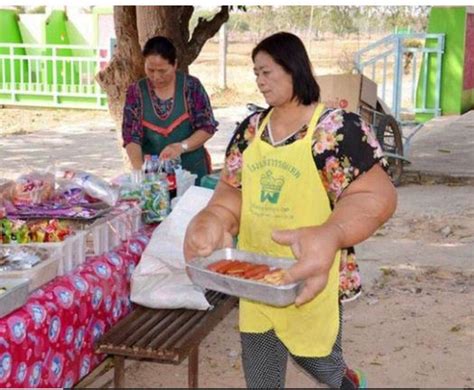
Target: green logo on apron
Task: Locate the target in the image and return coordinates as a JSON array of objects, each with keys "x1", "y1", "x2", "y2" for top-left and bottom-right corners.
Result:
[{"x1": 260, "y1": 170, "x2": 284, "y2": 204}]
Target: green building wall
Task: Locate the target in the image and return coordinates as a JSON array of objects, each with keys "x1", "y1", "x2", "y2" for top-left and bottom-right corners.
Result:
[
  {"x1": 461, "y1": 10, "x2": 474, "y2": 113},
  {"x1": 0, "y1": 9, "x2": 27, "y2": 83},
  {"x1": 416, "y1": 7, "x2": 474, "y2": 122}
]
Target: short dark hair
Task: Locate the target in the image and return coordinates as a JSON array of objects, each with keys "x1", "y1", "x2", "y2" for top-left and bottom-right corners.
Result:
[
  {"x1": 142, "y1": 36, "x2": 177, "y2": 65},
  {"x1": 252, "y1": 32, "x2": 320, "y2": 105}
]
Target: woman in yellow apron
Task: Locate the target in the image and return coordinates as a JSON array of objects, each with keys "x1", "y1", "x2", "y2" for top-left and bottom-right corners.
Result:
[{"x1": 184, "y1": 32, "x2": 397, "y2": 389}]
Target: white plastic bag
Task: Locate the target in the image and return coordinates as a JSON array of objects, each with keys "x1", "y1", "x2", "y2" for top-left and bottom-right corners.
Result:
[
  {"x1": 56, "y1": 168, "x2": 119, "y2": 206},
  {"x1": 130, "y1": 186, "x2": 214, "y2": 310}
]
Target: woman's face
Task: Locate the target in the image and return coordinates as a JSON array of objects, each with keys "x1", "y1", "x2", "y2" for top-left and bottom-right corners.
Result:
[
  {"x1": 144, "y1": 54, "x2": 177, "y2": 90},
  {"x1": 253, "y1": 51, "x2": 294, "y2": 107}
]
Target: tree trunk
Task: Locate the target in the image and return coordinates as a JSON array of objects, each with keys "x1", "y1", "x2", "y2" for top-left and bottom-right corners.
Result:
[
  {"x1": 96, "y1": 6, "x2": 143, "y2": 167},
  {"x1": 96, "y1": 6, "x2": 144, "y2": 129}
]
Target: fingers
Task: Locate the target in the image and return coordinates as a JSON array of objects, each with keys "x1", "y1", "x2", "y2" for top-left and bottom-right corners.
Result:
[
  {"x1": 272, "y1": 228, "x2": 302, "y2": 258},
  {"x1": 183, "y1": 243, "x2": 210, "y2": 262},
  {"x1": 184, "y1": 223, "x2": 233, "y2": 262},
  {"x1": 222, "y1": 231, "x2": 234, "y2": 248},
  {"x1": 294, "y1": 274, "x2": 329, "y2": 307},
  {"x1": 160, "y1": 144, "x2": 182, "y2": 161},
  {"x1": 271, "y1": 228, "x2": 297, "y2": 246},
  {"x1": 281, "y1": 255, "x2": 330, "y2": 306},
  {"x1": 159, "y1": 147, "x2": 172, "y2": 160},
  {"x1": 160, "y1": 149, "x2": 172, "y2": 160},
  {"x1": 281, "y1": 255, "x2": 322, "y2": 285},
  {"x1": 184, "y1": 233, "x2": 215, "y2": 261}
]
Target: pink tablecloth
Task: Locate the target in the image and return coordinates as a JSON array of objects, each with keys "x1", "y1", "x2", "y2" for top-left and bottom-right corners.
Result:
[{"x1": 0, "y1": 228, "x2": 153, "y2": 388}]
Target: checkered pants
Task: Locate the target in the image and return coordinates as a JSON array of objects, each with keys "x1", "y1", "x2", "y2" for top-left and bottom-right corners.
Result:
[{"x1": 240, "y1": 305, "x2": 345, "y2": 388}]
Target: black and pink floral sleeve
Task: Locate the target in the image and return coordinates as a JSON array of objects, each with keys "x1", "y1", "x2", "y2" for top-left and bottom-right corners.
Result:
[
  {"x1": 313, "y1": 109, "x2": 388, "y2": 205},
  {"x1": 121, "y1": 82, "x2": 143, "y2": 147},
  {"x1": 185, "y1": 75, "x2": 219, "y2": 135}
]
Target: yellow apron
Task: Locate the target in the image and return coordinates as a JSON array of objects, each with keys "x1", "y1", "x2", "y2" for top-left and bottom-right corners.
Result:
[{"x1": 238, "y1": 104, "x2": 341, "y2": 357}]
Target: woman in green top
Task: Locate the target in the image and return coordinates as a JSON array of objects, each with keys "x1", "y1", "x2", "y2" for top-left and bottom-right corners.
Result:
[{"x1": 122, "y1": 36, "x2": 219, "y2": 181}]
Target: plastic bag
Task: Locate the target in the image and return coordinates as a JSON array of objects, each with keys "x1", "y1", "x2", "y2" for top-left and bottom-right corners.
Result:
[
  {"x1": 130, "y1": 186, "x2": 214, "y2": 310},
  {"x1": 56, "y1": 169, "x2": 119, "y2": 206},
  {"x1": 12, "y1": 171, "x2": 55, "y2": 205},
  {"x1": 0, "y1": 180, "x2": 14, "y2": 218}
]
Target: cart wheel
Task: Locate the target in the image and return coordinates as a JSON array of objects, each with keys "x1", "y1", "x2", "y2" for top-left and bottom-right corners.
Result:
[{"x1": 376, "y1": 115, "x2": 403, "y2": 187}]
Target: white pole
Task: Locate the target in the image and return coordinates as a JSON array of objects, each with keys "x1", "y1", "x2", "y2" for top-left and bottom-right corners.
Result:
[
  {"x1": 307, "y1": 6, "x2": 314, "y2": 55},
  {"x1": 219, "y1": 23, "x2": 227, "y2": 89}
]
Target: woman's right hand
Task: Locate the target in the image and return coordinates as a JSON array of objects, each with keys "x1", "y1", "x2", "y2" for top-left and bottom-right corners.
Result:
[
  {"x1": 159, "y1": 143, "x2": 183, "y2": 161},
  {"x1": 184, "y1": 180, "x2": 241, "y2": 263},
  {"x1": 183, "y1": 209, "x2": 234, "y2": 262}
]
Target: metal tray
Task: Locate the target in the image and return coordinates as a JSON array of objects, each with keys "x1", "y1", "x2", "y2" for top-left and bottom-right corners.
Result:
[
  {"x1": 186, "y1": 248, "x2": 301, "y2": 307},
  {"x1": 0, "y1": 278, "x2": 30, "y2": 318}
]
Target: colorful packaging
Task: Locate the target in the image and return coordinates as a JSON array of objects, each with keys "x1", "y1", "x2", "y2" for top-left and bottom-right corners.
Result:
[
  {"x1": 141, "y1": 174, "x2": 170, "y2": 224},
  {"x1": 0, "y1": 218, "x2": 72, "y2": 244},
  {"x1": 1, "y1": 219, "x2": 12, "y2": 244},
  {"x1": 12, "y1": 171, "x2": 55, "y2": 206}
]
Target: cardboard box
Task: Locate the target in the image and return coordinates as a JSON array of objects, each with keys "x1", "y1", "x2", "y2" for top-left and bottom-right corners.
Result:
[{"x1": 316, "y1": 74, "x2": 378, "y2": 114}]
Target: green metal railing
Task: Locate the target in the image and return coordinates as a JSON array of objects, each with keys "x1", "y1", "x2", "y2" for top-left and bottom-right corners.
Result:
[{"x1": 0, "y1": 43, "x2": 109, "y2": 109}]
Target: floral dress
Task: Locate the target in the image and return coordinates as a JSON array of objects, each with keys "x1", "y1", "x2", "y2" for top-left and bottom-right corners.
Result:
[
  {"x1": 222, "y1": 107, "x2": 388, "y2": 301},
  {"x1": 122, "y1": 76, "x2": 218, "y2": 148}
]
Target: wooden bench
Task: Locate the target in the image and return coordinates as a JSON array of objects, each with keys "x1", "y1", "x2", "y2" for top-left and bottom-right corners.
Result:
[{"x1": 95, "y1": 291, "x2": 237, "y2": 388}]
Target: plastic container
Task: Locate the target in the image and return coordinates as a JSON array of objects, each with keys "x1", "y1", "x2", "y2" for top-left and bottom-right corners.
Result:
[
  {"x1": 56, "y1": 231, "x2": 87, "y2": 274},
  {"x1": 107, "y1": 207, "x2": 139, "y2": 249},
  {"x1": 0, "y1": 278, "x2": 30, "y2": 318},
  {"x1": 86, "y1": 203, "x2": 142, "y2": 256},
  {"x1": 186, "y1": 248, "x2": 301, "y2": 307},
  {"x1": 199, "y1": 173, "x2": 220, "y2": 190},
  {"x1": 1, "y1": 230, "x2": 87, "y2": 276}
]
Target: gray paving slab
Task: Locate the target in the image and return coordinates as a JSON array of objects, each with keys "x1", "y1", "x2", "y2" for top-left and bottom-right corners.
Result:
[{"x1": 403, "y1": 110, "x2": 474, "y2": 179}]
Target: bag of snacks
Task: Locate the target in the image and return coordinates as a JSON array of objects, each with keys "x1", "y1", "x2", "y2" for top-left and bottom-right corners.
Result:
[
  {"x1": 56, "y1": 169, "x2": 119, "y2": 206},
  {"x1": 12, "y1": 171, "x2": 55, "y2": 206}
]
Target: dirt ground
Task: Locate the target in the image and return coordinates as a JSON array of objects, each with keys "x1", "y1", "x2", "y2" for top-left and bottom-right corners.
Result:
[
  {"x1": 82, "y1": 184, "x2": 473, "y2": 389},
  {"x1": 1, "y1": 107, "x2": 473, "y2": 388},
  {"x1": 88, "y1": 268, "x2": 473, "y2": 388}
]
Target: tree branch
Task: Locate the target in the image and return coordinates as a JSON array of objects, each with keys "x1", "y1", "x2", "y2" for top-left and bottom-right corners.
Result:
[
  {"x1": 184, "y1": 6, "x2": 229, "y2": 65},
  {"x1": 179, "y1": 6, "x2": 194, "y2": 43}
]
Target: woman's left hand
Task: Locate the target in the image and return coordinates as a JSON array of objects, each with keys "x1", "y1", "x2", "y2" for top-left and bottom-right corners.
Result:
[
  {"x1": 272, "y1": 224, "x2": 342, "y2": 307},
  {"x1": 159, "y1": 143, "x2": 183, "y2": 160}
]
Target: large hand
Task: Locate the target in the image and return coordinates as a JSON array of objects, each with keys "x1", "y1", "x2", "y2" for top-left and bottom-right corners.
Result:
[
  {"x1": 159, "y1": 143, "x2": 182, "y2": 160},
  {"x1": 272, "y1": 224, "x2": 342, "y2": 306},
  {"x1": 183, "y1": 210, "x2": 234, "y2": 263}
]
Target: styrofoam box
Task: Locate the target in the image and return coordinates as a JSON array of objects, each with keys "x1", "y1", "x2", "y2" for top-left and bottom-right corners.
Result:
[
  {"x1": 0, "y1": 255, "x2": 58, "y2": 292},
  {"x1": 85, "y1": 204, "x2": 142, "y2": 256},
  {"x1": 0, "y1": 278, "x2": 30, "y2": 317}
]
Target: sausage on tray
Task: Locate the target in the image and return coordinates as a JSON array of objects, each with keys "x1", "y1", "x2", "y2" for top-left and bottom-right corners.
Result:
[{"x1": 206, "y1": 259, "x2": 286, "y2": 285}]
